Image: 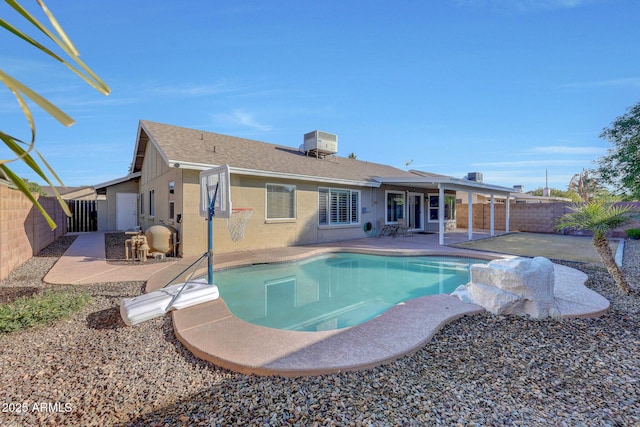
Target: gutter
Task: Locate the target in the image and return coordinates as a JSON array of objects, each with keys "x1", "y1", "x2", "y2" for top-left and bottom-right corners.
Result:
[{"x1": 168, "y1": 160, "x2": 380, "y2": 188}]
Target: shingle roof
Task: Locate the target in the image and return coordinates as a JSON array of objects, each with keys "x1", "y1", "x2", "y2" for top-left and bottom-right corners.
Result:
[{"x1": 136, "y1": 120, "x2": 417, "y2": 184}]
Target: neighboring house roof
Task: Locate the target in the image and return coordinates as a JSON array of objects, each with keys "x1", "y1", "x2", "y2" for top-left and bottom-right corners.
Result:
[
  {"x1": 133, "y1": 120, "x2": 418, "y2": 187},
  {"x1": 512, "y1": 192, "x2": 572, "y2": 203},
  {"x1": 93, "y1": 172, "x2": 141, "y2": 195},
  {"x1": 41, "y1": 185, "x2": 96, "y2": 200}
]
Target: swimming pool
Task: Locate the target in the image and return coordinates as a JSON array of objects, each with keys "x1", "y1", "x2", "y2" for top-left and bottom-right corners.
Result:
[{"x1": 213, "y1": 252, "x2": 486, "y2": 332}]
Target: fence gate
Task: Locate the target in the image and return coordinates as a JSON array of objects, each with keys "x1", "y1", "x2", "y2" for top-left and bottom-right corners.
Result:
[{"x1": 67, "y1": 200, "x2": 98, "y2": 232}]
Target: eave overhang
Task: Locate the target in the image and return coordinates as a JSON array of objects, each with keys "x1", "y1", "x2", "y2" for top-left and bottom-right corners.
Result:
[
  {"x1": 372, "y1": 176, "x2": 513, "y2": 196},
  {"x1": 168, "y1": 160, "x2": 380, "y2": 188}
]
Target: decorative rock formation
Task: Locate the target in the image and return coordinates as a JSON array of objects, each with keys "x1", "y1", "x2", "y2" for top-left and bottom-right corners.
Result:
[{"x1": 452, "y1": 256, "x2": 561, "y2": 319}]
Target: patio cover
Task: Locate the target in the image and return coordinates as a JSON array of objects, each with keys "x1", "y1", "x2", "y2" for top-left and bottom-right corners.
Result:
[{"x1": 372, "y1": 174, "x2": 514, "y2": 245}]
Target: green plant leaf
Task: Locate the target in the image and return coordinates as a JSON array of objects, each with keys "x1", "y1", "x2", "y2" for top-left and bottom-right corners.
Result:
[
  {"x1": 3, "y1": 0, "x2": 110, "y2": 95},
  {"x1": 0, "y1": 69, "x2": 75, "y2": 127}
]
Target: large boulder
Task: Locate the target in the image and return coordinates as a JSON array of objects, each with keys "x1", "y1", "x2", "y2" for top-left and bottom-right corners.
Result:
[{"x1": 452, "y1": 257, "x2": 561, "y2": 319}]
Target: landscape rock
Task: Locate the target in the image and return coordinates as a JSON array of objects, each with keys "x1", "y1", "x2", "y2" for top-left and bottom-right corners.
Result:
[{"x1": 452, "y1": 256, "x2": 561, "y2": 319}]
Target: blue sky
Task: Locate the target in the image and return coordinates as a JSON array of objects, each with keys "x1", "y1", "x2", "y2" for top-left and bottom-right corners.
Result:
[{"x1": 2, "y1": 0, "x2": 639, "y2": 191}]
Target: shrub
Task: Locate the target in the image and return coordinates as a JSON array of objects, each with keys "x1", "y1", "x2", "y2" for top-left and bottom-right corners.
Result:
[
  {"x1": 625, "y1": 228, "x2": 640, "y2": 239},
  {"x1": 0, "y1": 289, "x2": 90, "y2": 333}
]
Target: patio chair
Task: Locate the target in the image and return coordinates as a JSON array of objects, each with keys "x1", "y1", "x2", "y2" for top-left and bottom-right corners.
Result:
[
  {"x1": 378, "y1": 220, "x2": 397, "y2": 237},
  {"x1": 395, "y1": 218, "x2": 409, "y2": 237}
]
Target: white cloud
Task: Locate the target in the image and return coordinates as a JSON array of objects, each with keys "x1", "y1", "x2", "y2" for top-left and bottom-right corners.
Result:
[
  {"x1": 213, "y1": 110, "x2": 272, "y2": 132},
  {"x1": 150, "y1": 80, "x2": 241, "y2": 97},
  {"x1": 560, "y1": 77, "x2": 640, "y2": 89},
  {"x1": 454, "y1": 0, "x2": 597, "y2": 12},
  {"x1": 526, "y1": 145, "x2": 605, "y2": 155},
  {"x1": 473, "y1": 159, "x2": 588, "y2": 167}
]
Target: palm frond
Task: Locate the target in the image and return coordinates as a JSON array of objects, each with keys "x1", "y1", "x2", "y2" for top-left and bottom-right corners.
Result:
[
  {"x1": 0, "y1": 164, "x2": 57, "y2": 229},
  {"x1": 1, "y1": 0, "x2": 110, "y2": 229}
]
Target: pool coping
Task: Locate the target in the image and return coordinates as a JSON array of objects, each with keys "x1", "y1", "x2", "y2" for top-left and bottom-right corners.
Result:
[{"x1": 155, "y1": 247, "x2": 609, "y2": 377}]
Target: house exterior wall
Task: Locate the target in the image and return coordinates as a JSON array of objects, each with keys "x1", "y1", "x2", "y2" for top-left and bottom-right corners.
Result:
[
  {"x1": 177, "y1": 172, "x2": 382, "y2": 257},
  {"x1": 98, "y1": 180, "x2": 140, "y2": 231},
  {"x1": 137, "y1": 142, "x2": 181, "y2": 232},
  {"x1": 176, "y1": 179, "x2": 455, "y2": 256}
]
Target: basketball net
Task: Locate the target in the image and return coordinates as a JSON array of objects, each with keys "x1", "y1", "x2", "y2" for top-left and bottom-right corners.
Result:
[{"x1": 226, "y1": 208, "x2": 253, "y2": 242}]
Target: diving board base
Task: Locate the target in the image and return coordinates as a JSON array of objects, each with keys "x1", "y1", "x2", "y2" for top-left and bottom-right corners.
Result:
[{"x1": 120, "y1": 278, "x2": 219, "y2": 326}]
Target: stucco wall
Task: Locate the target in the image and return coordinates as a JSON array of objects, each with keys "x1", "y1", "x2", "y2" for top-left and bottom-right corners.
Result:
[
  {"x1": 177, "y1": 173, "x2": 384, "y2": 257},
  {"x1": 0, "y1": 184, "x2": 67, "y2": 280},
  {"x1": 137, "y1": 142, "x2": 179, "y2": 233},
  {"x1": 98, "y1": 179, "x2": 140, "y2": 231}
]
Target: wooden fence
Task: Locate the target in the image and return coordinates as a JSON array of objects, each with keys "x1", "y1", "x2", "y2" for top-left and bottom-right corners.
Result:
[{"x1": 66, "y1": 200, "x2": 97, "y2": 232}]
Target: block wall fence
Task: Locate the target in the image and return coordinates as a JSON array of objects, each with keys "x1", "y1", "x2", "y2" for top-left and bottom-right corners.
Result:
[
  {"x1": 456, "y1": 202, "x2": 640, "y2": 237},
  {"x1": 0, "y1": 183, "x2": 67, "y2": 281}
]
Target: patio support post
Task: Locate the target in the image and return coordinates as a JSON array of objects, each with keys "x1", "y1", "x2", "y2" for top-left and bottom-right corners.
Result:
[
  {"x1": 505, "y1": 194, "x2": 511, "y2": 233},
  {"x1": 438, "y1": 185, "x2": 445, "y2": 245},
  {"x1": 490, "y1": 194, "x2": 495, "y2": 236},
  {"x1": 468, "y1": 191, "x2": 473, "y2": 241}
]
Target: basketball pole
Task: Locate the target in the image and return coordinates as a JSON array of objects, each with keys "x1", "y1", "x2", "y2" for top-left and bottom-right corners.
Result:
[{"x1": 207, "y1": 183, "x2": 219, "y2": 286}]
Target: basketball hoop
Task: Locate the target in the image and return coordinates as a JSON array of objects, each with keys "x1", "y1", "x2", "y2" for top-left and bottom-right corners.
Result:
[{"x1": 226, "y1": 208, "x2": 253, "y2": 242}]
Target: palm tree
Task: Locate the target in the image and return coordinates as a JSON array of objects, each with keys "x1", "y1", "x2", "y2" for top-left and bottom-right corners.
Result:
[
  {"x1": 568, "y1": 169, "x2": 598, "y2": 202},
  {"x1": 555, "y1": 200, "x2": 639, "y2": 294}
]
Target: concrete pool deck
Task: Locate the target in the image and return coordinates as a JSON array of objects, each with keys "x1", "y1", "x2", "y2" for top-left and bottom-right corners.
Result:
[{"x1": 45, "y1": 230, "x2": 611, "y2": 377}]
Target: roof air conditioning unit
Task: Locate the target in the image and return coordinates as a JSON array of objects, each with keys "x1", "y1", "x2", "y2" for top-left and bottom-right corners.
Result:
[
  {"x1": 513, "y1": 185, "x2": 524, "y2": 193},
  {"x1": 304, "y1": 131, "x2": 338, "y2": 157},
  {"x1": 466, "y1": 172, "x2": 483, "y2": 182}
]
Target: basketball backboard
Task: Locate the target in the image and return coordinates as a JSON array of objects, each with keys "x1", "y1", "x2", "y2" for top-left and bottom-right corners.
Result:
[{"x1": 199, "y1": 164, "x2": 231, "y2": 219}]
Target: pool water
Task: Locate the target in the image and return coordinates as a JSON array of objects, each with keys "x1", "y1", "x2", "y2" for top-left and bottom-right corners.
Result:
[{"x1": 214, "y1": 253, "x2": 486, "y2": 332}]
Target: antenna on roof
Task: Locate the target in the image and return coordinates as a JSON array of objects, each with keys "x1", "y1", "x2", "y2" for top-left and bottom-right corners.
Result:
[{"x1": 543, "y1": 168, "x2": 550, "y2": 197}]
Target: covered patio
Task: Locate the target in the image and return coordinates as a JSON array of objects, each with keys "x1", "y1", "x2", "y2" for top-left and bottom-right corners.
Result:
[{"x1": 374, "y1": 172, "x2": 514, "y2": 245}]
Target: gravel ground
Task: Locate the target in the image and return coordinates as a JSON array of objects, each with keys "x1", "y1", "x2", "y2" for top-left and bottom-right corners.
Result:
[{"x1": 0, "y1": 237, "x2": 638, "y2": 426}]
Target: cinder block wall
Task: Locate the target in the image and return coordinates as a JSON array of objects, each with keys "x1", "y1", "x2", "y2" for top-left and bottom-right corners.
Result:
[
  {"x1": 0, "y1": 184, "x2": 67, "y2": 281},
  {"x1": 456, "y1": 201, "x2": 640, "y2": 237}
]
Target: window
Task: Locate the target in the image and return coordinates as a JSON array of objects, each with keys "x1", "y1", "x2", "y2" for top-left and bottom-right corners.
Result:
[
  {"x1": 149, "y1": 189, "x2": 155, "y2": 217},
  {"x1": 386, "y1": 191, "x2": 405, "y2": 223},
  {"x1": 266, "y1": 184, "x2": 296, "y2": 219},
  {"x1": 140, "y1": 193, "x2": 145, "y2": 215},
  {"x1": 318, "y1": 187, "x2": 360, "y2": 226},
  {"x1": 168, "y1": 181, "x2": 175, "y2": 220},
  {"x1": 428, "y1": 194, "x2": 456, "y2": 222}
]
